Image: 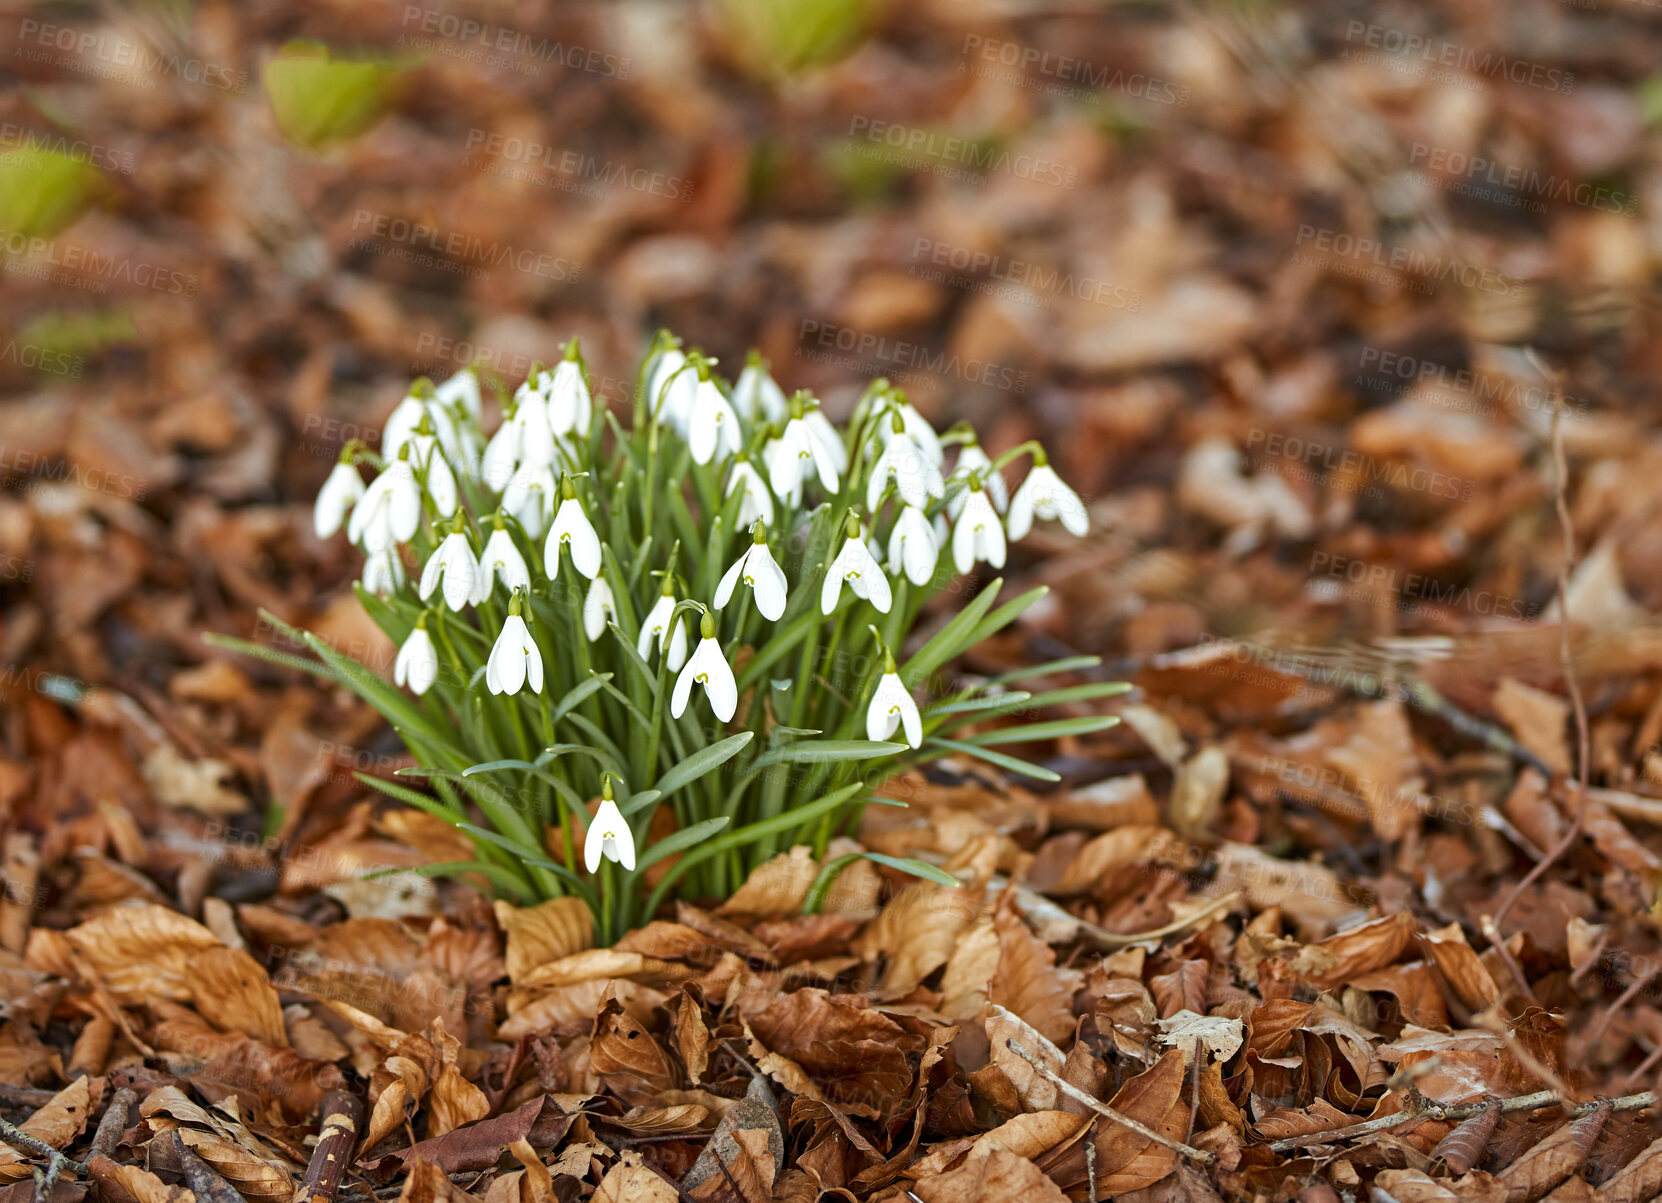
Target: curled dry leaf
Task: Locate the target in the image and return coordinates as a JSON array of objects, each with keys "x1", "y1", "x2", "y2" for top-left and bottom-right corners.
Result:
[
  {"x1": 494, "y1": 898, "x2": 593, "y2": 984},
  {"x1": 911, "y1": 1146, "x2": 1069, "y2": 1203},
  {"x1": 854, "y1": 880, "x2": 984, "y2": 994},
  {"x1": 715, "y1": 846, "x2": 819, "y2": 919},
  {"x1": 88, "y1": 1156, "x2": 196, "y2": 1203},
  {"x1": 1494, "y1": 1103, "x2": 1609, "y2": 1203},
  {"x1": 594, "y1": 1153, "x2": 677, "y2": 1203},
  {"x1": 57, "y1": 903, "x2": 222, "y2": 1003},
  {"x1": 682, "y1": 1075, "x2": 782, "y2": 1203},
  {"x1": 1430, "y1": 1104, "x2": 1502, "y2": 1175},
  {"x1": 987, "y1": 890, "x2": 1083, "y2": 1045},
  {"x1": 192, "y1": 946, "x2": 288, "y2": 1047},
  {"x1": 1155, "y1": 1010, "x2": 1244, "y2": 1066},
  {"x1": 985, "y1": 1005, "x2": 1066, "y2": 1112},
  {"x1": 1170, "y1": 746, "x2": 1229, "y2": 838},
  {"x1": 396, "y1": 1158, "x2": 484, "y2": 1203},
  {"x1": 0, "y1": 1075, "x2": 96, "y2": 1182}
]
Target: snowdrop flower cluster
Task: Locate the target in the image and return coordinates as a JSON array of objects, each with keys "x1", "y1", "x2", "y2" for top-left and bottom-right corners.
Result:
[{"x1": 290, "y1": 332, "x2": 1109, "y2": 941}]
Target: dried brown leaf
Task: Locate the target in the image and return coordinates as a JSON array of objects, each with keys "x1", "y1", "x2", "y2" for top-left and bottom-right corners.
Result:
[{"x1": 494, "y1": 898, "x2": 593, "y2": 984}]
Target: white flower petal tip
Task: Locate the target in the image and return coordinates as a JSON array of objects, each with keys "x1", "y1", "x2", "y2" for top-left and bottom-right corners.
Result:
[
  {"x1": 951, "y1": 489, "x2": 1006, "y2": 573},
  {"x1": 1009, "y1": 463, "x2": 1089, "y2": 540},
  {"x1": 486, "y1": 614, "x2": 543, "y2": 696},
  {"x1": 887, "y1": 505, "x2": 940, "y2": 588},
  {"x1": 953, "y1": 445, "x2": 1008, "y2": 512},
  {"x1": 583, "y1": 576, "x2": 617, "y2": 641},
  {"x1": 672, "y1": 634, "x2": 737, "y2": 722},
  {"x1": 866, "y1": 671, "x2": 922, "y2": 749},
  {"x1": 479, "y1": 528, "x2": 531, "y2": 600},
  {"x1": 394, "y1": 626, "x2": 439, "y2": 696},
  {"x1": 725, "y1": 461, "x2": 775, "y2": 527},
  {"x1": 419, "y1": 532, "x2": 481, "y2": 613},
  {"x1": 547, "y1": 359, "x2": 593, "y2": 437},
  {"x1": 822, "y1": 532, "x2": 892, "y2": 615},
  {"x1": 314, "y1": 461, "x2": 365, "y2": 539},
  {"x1": 638, "y1": 593, "x2": 689, "y2": 671},
  {"x1": 545, "y1": 495, "x2": 601, "y2": 579},
  {"x1": 714, "y1": 539, "x2": 788, "y2": 622},
  {"x1": 688, "y1": 379, "x2": 742, "y2": 465},
  {"x1": 583, "y1": 797, "x2": 636, "y2": 872}
]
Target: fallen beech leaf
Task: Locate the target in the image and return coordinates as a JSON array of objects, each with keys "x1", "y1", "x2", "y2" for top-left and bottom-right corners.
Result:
[
  {"x1": 594, "y1": 1154, "x2": 677, "y2": 1203},
  {"x1": 590, "y1": 989, "x2": 677, "y2": 1101},
  {"x1": 741, "y1": 989, "x2": 917, "y2": 1116},
  {"x1": 1052, "y1": 825, "x2": 1165, "y2": 896},
  {"x1": 939, "y1": 916, "x2": 1000, "y2": 1022},
  {"x1": 1294, "y1": 912, "x2": 1415, "y2": 990},
  {"x1": 1430, "y1": 1104, "x2": 1502, "y2": 1175},
  {"x1": 494, "y1": 898, "x2": 593, "y2": 984},
  {"x1": 674, "y1": 991, "x2": 709, "y2": 1085},
  {"x1": 426, "y1": 1061, "x2": 490, "y2": 1139},
  {"x1": 1038, "y1": 1049, "x2": 1189, "y2": 1195},
  {"x1": 1170, "y1": 746, "x2": 1229, "y2": 838},
  {"x1": 908, "y1": 1111, "x2": 1086, "y2": 1178},
  {"x1": 987, "y1": 891, "x2": 1083, "y2": 1044},
  {"x1": 1602, "y1": 1129, "x2": 1662, "y2": 1203},
  {"x1": 716, "y1": 846, "x2": 819, "y2": 918},
  {"x1": 1155, "y1": 1011, "x2": 1244, "y2": 1066},
  {"x1": 1323, "y1": 699, "x2": 1418, "y2": 841},
  {"x1": 1118, "y1": 704, "x2": 1188, "y2": 770},
  {"x1": 362, "y1": 1097, "x2": 570, "y2": 1183},
  {"x1": 912, "y1": 1146, "x2": 1069, "y2": 1203},
  {"x1": 142, "y1": 743, "x2": 246, "y2": 816},
  {"x1": 396, "y1": 1158, "x2": 483, "y2": 1203},
  {"x1": 88, "y1": 1156, "x2": 195, "y2": 1203},
  {"x1": 0, "y1": 1076, "x2": 95, "y2": 1182},
  {"x1": 1493, "y1": 679, "x2": 1571, "y2": 777},
  {"x1": 1420, "y1": 924, "x2": 1500, "y2": 1012},
  {"x1": 62, "y1": 903, "x2": 222, "y2": 1003},
  {"x1": 192, "y1": 946, "x2": 288, "y2": 1047},
  {"x1": 1495, "y1": 1104, "x2": 1608, "y2": 1202},
  {"x1": 854, "y1": 880, "x2": 983, "y2": 993},
  {"x1": 985, "y1": 1005, "x2": 1065, "y2": 1112}
]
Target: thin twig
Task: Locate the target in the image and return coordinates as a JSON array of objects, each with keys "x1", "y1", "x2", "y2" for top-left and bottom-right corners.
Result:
[
  {"x1": 0, "y1": 1119, "x2": 87, "y2": 1176},
  {"x1": 1267, "y1": 1089, "x2": 1657, "y2": 1152},
  {"x1": 1003, "y1": 1039, "x2": 1216, "y2": 1165},
  {"x1": 1494, "y1": 358, "x2": 1590, "y2": 928},
  {"x1": 88, "y1": 1088, "x2": 136, "y2": 1164},
  {"x1": 1085, "y1": 1116, "x2": 1097, "y2": 1203}
]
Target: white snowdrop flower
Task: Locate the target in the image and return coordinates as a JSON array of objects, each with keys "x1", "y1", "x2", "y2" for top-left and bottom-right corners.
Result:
[
  {"x1": 314, "y1": 460, "x2": 364, "y2": 539},
  {"x1": 731, "y1": 353, "x2": 787, "y2": 423},
  {"x1": 408, "y1": 434, "x2": 457, "y2": 518},
  {"x1": 952, "y1": 443, "x2": 1007, "y2": 512},
  {"x1": 502, "y1": 464, "x2": 556, "y2": 538},
  {"x1": 381, "y1": 392, "x2": 427, "y2": 461},
  {"x1": 511, "y1": 383, "x2": 557, "y2": 469},
  {"x1": 866, "y1": 657, "x2": 921, "y2": 749},
  {"x1": 583, "y1": 575, "x2": 617, "y2": 641},
  {"x1": 645, "y1": 348, "x2": 698, "y2": 432},
  {"x1": 724, "y1": 459, "x2": 774, "y2": 527},
  {"x1": 486, "y1": 609, "x2": 543, "y2": 696},
  {"x1": 349, "y1": 459, "x2": 422, "y2": 552},
  {"x1": 714, "y1": 524, "x2": 788, "y2": 621},
  {"x1": 765, "y1": 413, "x2": 839, "y2": 504},
  {"x1": 867, "y1": 422, "x2": 944, "y2": 511},
  {"x1": 671, "y1": 614, "x2": 737, "y2": 722},
  {"x1": 434, "y1": 366, "x2": 482, "y2": 423},
  {"x1": 544, "y1": 480, "x2": 601, "y2": 579},
  {"x1": 1007, "y1": 453, "x2": 1089, "y2": 539},
  {"x1": 688, "y1": 376, "x2": 742, "y2": 465},
  {"x1": 584, "y1": 784, "x2": 635, "y2": 872},
  {"x1": 477, "y1": 523, "x2": 530, "y2": 600},
  {"x1": 952, "y1": 484, "x2": 1006, "y2": 572},
  {"x1": 637, "y1": 585, "x2": 689, "y2": 671},
  {"x1": 878, "y1": 398, "x2": 942, "y2": 467},
  {"x1": 419, "y1": 531, "x2": 481, "y2": 613},
  {"x1": 547, "y1": 357, "x2": 592, "y2": 438},
  {"x1": 394, "y1": 621, "x2": 439, "y2": 696},
  {"x1": 887, "y1": 504, "x2": 939, "y2": 587},
  {"x1": 361, "y1": 546, "x2": 406, "y2": 594},
  {"x1": 803, "y1": 407, "x2": 849, "y2": 473},
  {"x1": 822, "y1": 517, "x2": 892, "y2": 614},
  {"x1": 480, "y1": 420, "x2": 521, "y2": 492}
]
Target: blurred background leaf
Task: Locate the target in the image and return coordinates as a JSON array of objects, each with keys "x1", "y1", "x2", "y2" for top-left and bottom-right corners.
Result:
[
  {"x1": 262, "y1": 41, "x2": 407, "y2": 150},
  {"x1": 0, "y1": 147, "x2": 108, "y2": 240},
  {"x1": 712, "y1": 0, "x2": 878, "y2": 80}
]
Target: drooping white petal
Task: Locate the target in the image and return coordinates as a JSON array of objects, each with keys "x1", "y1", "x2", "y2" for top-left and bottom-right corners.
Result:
[
  {"x1": 868, "y1": 435, "x2": 944, "y2": 512},
  {"x1": 513, "y1": 391, "x2": 557, "y2": 469},
  {"x1": 888, "y1": 505, "x2": 939, "y2": 587},
  {"x1": 381, "y1": 395, "x2": 426, "y2": 461},
  {"x1": 647, "y1": 350, "x2": 698, "y2": 432},
  {"x1": 361, "y1": 547, "x2": 405, "y2": 593},
  {"x1": 687, "y1": 379, "x2": 741, "y2": 465},
  {"x1": 673, "y1": 636, "x2": 736, "y2": 721},
  {"x1": 502, "y1": 465, "x2": 556, "y2": 538},
  {"x1": 748, "y1": 546, "x2": 788, "y2": 621},
  {"x1": 394, "y1": 627, "x2": 439, "y2": 696},
  {"x1": 584, "y1": 797, "x2": 636, "y2": 872},
  {"x1": 314, "y1": 461, "x2": 365, "y2": 539},
  {"x1": 804, "y1": 409, "x2": 849, "y2": 473},
  {"x1": 879, "y1": 401, "x2": 942, "y2": 467},
  {"x1": 481, "y1": 422, "x2": 521, "y2": 492},
  {"x1": 479, "y1": 528, "x2": 531, "y2": 598},
  {"x1": 434, "y1": 367, "x2": 482, "y2": 422},
  {"x1": 545, "y1": 496, "x2": 601, "y2": 579},
  {"x1": 866, "y1": 672, "x2": 922, "y2": 748},
  {"x1": 823, "y1": 535, "x2": 891, "y2": 614},
  {"x1": 350, "y1": 462, "x2": 422, "y2": 551},
  {"x1": 411, "y1": 435, "x2": 457, "y2": 517},
  {"x1": 954, "y1": 445, "x2": 1007, "y2": 512},
  {"x1": 419, "y1": 532, "x2": 479, "y2": 613},
  {"x1": 583, "y1": 576, "x2": 616, "y2": 641},
  {"x1": 1008, "y1": 464, "x2": 1089, "y2": 539},
  {"x1": 952, "y1": 489, "x2": 1006, "y2": 572},
  {"x1": 732, "y1": 361, "x2": 787, "y2": 422},
  {"x1": 486, "y1": 614, "x2": 541, "y2": 696},
  {"x1": 725, "y1": 461, "x2": 775, "y2": 527},
  {"x1": 546, "y1": 359, "x2": 592, "y2": 436}
]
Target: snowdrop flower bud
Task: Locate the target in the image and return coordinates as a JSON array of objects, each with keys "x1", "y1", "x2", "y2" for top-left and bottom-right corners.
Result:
[
  {"x1": 381, "y1": 391, "x2": 428, "y2": 462},
  {"x1": 688, "y1": 374, "x2": 742, "y2": 465},
  {"x1": 486, "y1": 597, "x2": 543, "y2": 696},
  {"x1": 878, "y1": 396, "x2": 942, "y2": 467},
  {"x1": 314, "y1": 459, "x2": 365, "y2": 539},
  {"x1": 434, "y1": 365, "x2": 482, "y2": 424},
  {"x1": 714, "y1": 523, "x2": 788, "y2": 621},
  {"x1": 362, "y1": 546, "x2": 406, "y2": 594},
  {"x1": 952, "y1": 442, "x2": 1007, "y2": 513},
  {"x1": 672, "y1": 612, "x2": 737, "y2": 721},
  {"x1": 394, "y1": 618, "x2": 439, "y2": 696},
  {"x1": 584, "y1": 779, "x2": 635, "y2": 872},
  {"x1": 349, "y1": 458, "x2": 422, "y2": 552},
  {"x1": 583, "y1": 575, "x2": 617, "y2": 641},
  {"x1": 866, "y1": 650, "x2": 921, "y2": 749},
  {"x1": 502, "y1": 464, "x2": 556, "y2": 538},
  {"x1": 480, "y1": 418, "x2": 521, "y2": 492},
  {"x1": 887, "y1": 504, "x2": 939, "y2": 587},
  {"x1": 867, "y1": 413, "x2": 944, "y2": 511},
  {"x1": 511, "y1": 381, "x2": 557, "y2": 469},
  {"x1": 638, "y1": 578, "x2": 689, "y2": 670},
  {"x1": 1007, "y1": 450, "x2": 1088, "y2": 539},
  {"x1": 546, "y1": 351, "x2": 592, "y2": 438},
  {"x1": 409, "y1": 433, "x2": 458, "y2": 518},
  {"x1": 544, "y1": 477, "x2": 602, "y2": 579},
  {"x1": 478, "y1": 518, "x2": 530, "y2": 600},
  {"x1": 952, "y1": 479, "x2": 1006, "y2": 572},
  {"x1": 823, "y1": 513, "x2": 892, "y2": 614},
  {"x1": 731, "y1": 351, "x2": 787, "y2": 423},
  {"x1": 419, "y1": 530, "x2": 482, "y2": 613},
  {"x1": 725, "y1": 458, "x2": 774, "y2": 527}
]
